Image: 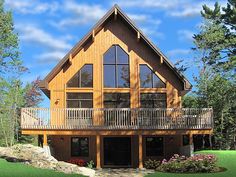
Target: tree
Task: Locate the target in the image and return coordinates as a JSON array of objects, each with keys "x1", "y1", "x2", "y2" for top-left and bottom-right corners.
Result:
[
  {"x1": 189, "y1": 0, "x2": 236, "y2": 149},
  {"x1": 194, "y1": 1, "x2": 236, "y2": 74}
]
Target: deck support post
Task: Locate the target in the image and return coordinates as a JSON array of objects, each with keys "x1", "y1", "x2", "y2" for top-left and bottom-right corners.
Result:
[
  {"x1": 96, "y1": 134, "x2": 101, "y2": 169},
  {"x1": 43, "y1": 133, "x2": 48, "y2": 147},
  {"x1": 138, "y1": 134, "x2": 143, "y2": 169}
]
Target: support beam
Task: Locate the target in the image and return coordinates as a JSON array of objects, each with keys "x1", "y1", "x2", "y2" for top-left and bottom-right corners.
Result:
[
  {"x1": 69, "y1": 53, "x2": 72, "y2": 64},
  {"x1": 137, "y1": 31, "x2": 140, "y2": 42},
  {"x1": 96, "y1": 135, "x2": 101, "y2": 169},
  {"x1": 138, "y1": 134, "x2": 143, "y2": 169},
  {"x1": 114, "y1": 8, "x2": 117, "y2": 20},
  {"x1": 92, "y1": 30, "x2": 95, "y2": 41},
  {"x1": 43, "y1": 133, "x2": 47, "y2": 147},
  {"x1": 160, "y1": 55, "x2": 163, "y2": 64}
]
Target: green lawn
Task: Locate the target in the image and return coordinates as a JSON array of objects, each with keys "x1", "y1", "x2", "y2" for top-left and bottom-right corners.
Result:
[
  {"x1": 0, "y1": 158, "x2": 85, "y2": 177},
  {"x1": 146, "y1": 150, "x2": 236, "y2": 177}
]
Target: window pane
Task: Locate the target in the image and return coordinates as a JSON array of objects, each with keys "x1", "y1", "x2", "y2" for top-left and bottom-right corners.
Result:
[
  {"x1": 67, "y1": 93, "x2": 92, "y2": 100},
  {"x1": 80, "y1": 100, "x2": 93, "y2": 108},
  {"x1": 140, "y1": 93, "x2": 167, "y2": 108},
  {"x1": 104, "y1": 93, "x2": 130, "y2": 108},
  {"x1": 141, "y1": 100, "x2": 154, "y2": 108},
  {"x1": 117, "y1": 65, "x2": 129, "y2": 88},
  {"x1": 67, "y1": 100, "x2": 79, "y2": 108},
  {"x1": 104, "y1": 45, "x2": 116, "y2": 64},
  {"x1": 104, "y1": 65, "x2": 116, "y2": 87},
  {"x1": 80, "y1": 65, "x2": 93, "y2": 87},
  {"x1": 140, "y1": 65, "x2": 152, "y2": 88},
  {"x1": 117, "y1": 46, "x2": 128, "y2": 64},
  {"x1": 146, "y1": 137, "x2": 164, "y2": 156},
  {"x1": 153, "y1": 74, "x2": 166, "y2": 88},
  {"x1": 71, "y1": 137, "x2": 89, "y2": 157},
  {"x1": 67, "y1": 73, "x2": 79, "y2": 87}
]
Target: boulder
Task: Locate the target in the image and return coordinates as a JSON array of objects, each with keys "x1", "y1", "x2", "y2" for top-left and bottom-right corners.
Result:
[{"x1": 0, "y1": 144, "x2": 95, "y2": 177}]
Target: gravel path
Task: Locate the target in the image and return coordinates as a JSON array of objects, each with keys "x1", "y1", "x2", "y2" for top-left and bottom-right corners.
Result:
[{"x1": 95, "y1": 168, "x2": 154, "y2": 177}]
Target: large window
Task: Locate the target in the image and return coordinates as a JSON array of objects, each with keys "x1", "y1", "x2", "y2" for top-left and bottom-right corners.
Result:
[
  {"x1": 71, "y1": 137, "x2": 89, "y2": 157},
  {"x1": 67, "y1": 93, "x2": 93, "y2": 108},
  {"x1": 140, "y1": 65, "x2": 166, "y2": 88},
  {"x1": 104, "y1": 93, "x2": 130, "y2": 108},
  {"x1": 67, "y1": 64, "x2": 93, "y2": 87},
  {"x1": 146, "y1": 137, "x2": 164, "y2": 156},
  {"x1": 140, "y1": 93, "x2": 167, "y2": 108},
  {"x1": 103, "y1": 45, "x2": 130, "y2": 88}
]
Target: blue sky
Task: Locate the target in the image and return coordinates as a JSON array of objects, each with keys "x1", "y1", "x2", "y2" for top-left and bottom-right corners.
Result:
[{"x1": 5, "y1": 0, "x2": 226, "y2": 107}]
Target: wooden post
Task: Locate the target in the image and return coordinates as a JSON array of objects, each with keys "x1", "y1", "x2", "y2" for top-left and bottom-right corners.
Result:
[
  {"x1": 160, "y1": 55, "x2": 163, "y2": 64},
  {"x1": 138, "y1": 134, "x2": 143, "y2": 169},
  {"x1": 114, "y1": 8, "x2": 117, "y2": 20},
  {"x1": 69, "y1": 53, "x2": 72, "y2": 64},
  {"x1": 189, "y1": 133, "x2": 193, "y2": 145},
  {"x1": 137, "y1": 31, "x2": 140, "y2": 42},
  {"x1": 96, "y1": 135, "x2": 101, "y2": 168},
  {"x1": 43, "y1": 133, "x2": 47, "y2": 147}
]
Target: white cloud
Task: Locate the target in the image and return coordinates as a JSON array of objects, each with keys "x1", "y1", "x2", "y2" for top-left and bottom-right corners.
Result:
[
  {"x1": 116, "y1": 0, "x2": 178, "y2": 9},
  {"x1": 5, "y1": 0, "x2": 59, "y2": 14},
  {"x1": 178, "y1": 30, "x2": 195, "y2": 41},
  {"x1": 36, "y1": 51, "x2": 67, "y2": 63},
  {"x1": 53, "y1": 2, "x2": 106, "y2": 28},
  {"x1": 114, "y1": 0, "x2": 227, "y2": 18},
  {"x1": 16, "y1": 24, "x2": 72, "y2": 51},
  {"x1": 167, "y1": 49, "x2": 191, "y2": 56}
]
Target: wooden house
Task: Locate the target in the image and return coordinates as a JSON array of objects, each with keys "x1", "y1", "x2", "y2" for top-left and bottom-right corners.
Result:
[{"x1": 21, "y1": 5, "x2": 213, "y2": 168}]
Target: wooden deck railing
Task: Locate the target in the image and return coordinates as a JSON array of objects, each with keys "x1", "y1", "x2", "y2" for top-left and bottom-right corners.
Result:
[{"x1": 21, "y1": 108, "x2": 213, "y2": 130}]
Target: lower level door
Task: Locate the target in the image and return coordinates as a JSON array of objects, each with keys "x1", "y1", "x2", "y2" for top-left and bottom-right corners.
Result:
[{"x1": 104, "y1": 137, "x2": 131, "y2": 166}]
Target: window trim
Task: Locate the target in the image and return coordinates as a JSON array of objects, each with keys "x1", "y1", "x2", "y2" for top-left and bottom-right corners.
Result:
[
  {"x1": 71, "y1": 137, "x2": 89, "y2": 157},
  {"x1": 139, "y1": 64, "x2": 166, "y2": 88},
  {"x1": 103, "y1": 45, "x2": 130, "y2": 88}
]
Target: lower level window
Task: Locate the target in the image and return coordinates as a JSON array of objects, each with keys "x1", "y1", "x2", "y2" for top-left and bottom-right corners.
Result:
[
  {"x1": 71, "y1": 137, "x2": 89, "y2": 157},
  {"x1": 183, "y1": 135, "x2": 190, "y2": 146},
  {"x1": 146, "y1": 137, "x2": 164, "y2": 156}
]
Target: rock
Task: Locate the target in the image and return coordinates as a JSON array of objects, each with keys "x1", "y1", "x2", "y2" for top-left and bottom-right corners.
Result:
[{"x1": 0, "y1": 144, "x2": 95, "y2": 177}]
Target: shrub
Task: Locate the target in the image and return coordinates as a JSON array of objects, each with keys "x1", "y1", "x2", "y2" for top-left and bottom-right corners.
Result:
[
  {"x1": 144, "y1": 159, "x2": 161, "y2": 169},
  {"x1": 87, "y1": 160, "x2": 95, "y2": 169},
  {"x1": 157, "y1": 154, "x2": 217, "y2": 173},
  {"x1": 67, "y1": 158, "x2": 86, "y2": 166}
]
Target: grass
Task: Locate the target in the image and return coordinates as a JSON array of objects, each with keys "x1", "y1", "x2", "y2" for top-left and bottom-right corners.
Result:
[
  {"x1": 146, "y1": 150, "x2": 236, "y2": 177},
  {"x1": 0, "y1": 158, "x2": 85, "y2": 177}
]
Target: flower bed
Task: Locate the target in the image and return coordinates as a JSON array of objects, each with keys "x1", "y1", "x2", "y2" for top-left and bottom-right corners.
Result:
[
  {"x1": 67, "y1": 158, "x2": 86, "y2": 167},
  {"x1": 157, "y1": 154, "x2": 219, "y2": 173}
]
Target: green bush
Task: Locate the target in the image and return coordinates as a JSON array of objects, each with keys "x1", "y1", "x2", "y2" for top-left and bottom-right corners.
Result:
[
  {"x1": 144, "y1": 159, "x2": 160, "y2": 169},
  {"x1": 157, "y1": 154, "x2": 217, "y2": 173}
]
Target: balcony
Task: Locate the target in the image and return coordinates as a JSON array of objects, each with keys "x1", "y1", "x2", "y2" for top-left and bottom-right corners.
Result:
[{"x1": 21, "y1": 108, "x2": 213, "y2": 130}]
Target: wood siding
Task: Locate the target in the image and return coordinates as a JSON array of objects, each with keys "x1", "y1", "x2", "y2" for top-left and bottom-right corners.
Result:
[{"x1": 48, "y1": 18, "x2": 183, "y2": 112}]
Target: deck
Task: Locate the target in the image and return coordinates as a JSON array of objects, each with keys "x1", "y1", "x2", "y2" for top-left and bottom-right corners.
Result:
[{"x1": 21, "y1": 108, "x2": 213, "y2": 130}]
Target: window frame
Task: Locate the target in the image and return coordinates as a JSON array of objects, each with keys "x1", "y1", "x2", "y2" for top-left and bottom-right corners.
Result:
[
  {"x1": 71, "y1": 137, "x2": 89, "y2": 157},
  {"x1": 103, "y1": 45, "x2": 130, "y2": 88},
  {"x1": 139, "y1": 64, "x2": 166, "y2": 88},
  {"x1": 66, "y1": 93, "x2": 93, "y2": 108},
  {"x1": 140, "y1": 93, "x2": 167, "y2": 108},
  {"x1": 66, "y1": 64, "x2": 93, "y2": 88}
]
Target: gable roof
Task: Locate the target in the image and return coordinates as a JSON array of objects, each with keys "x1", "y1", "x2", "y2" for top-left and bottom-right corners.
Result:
[{"x1": 39, "y1": 4, "x2": 192, "y2": 97}]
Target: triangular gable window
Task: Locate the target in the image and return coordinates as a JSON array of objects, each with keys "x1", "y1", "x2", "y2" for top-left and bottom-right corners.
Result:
[
  {"x1": 140, "y1": 64, "x2": 166, "y2": 88},
  {"x1": 67, "y1": 64, "x2": 93, "y2": 87}
]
